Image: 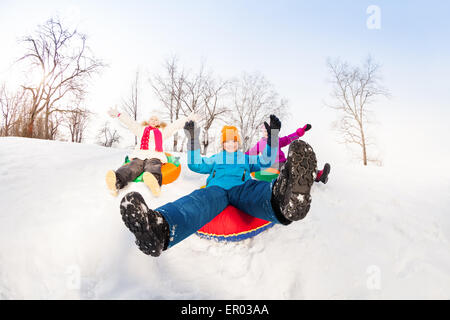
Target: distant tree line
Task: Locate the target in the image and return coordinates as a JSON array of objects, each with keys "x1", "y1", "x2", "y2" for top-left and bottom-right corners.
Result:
[
  {"x1": 1, "y1": 17, "x2": 388, "y2": 165},
  {"x1": 1, "y1": 17, "x2": 288, "y2": 154},
  {"x1": 0, "y1": 17, "x2": 104, "y2": 142},
  {"x1": 122, "y1": 57, "x2": 288, "y2": 154}
]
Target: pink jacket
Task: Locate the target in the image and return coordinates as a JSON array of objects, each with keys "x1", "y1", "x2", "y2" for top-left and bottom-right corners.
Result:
[{"x1": 246, "y1": 127, "x2": 307, "y2": 163}]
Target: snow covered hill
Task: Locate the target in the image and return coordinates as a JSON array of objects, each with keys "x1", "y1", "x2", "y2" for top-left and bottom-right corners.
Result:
[{"x1": 0, "y1": 137, "x2": 449, "y2": 299}]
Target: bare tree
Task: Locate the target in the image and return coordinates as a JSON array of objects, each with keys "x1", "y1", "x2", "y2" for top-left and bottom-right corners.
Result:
[
  {"x1": 32, "y1": 115, "x2": 46, "y2": 139},
  {"x1": 229, "y1": 72, "x2": 288, "y2": 151},
  {"x1": 47, "y1": 111, "x2": 64, "y2": 140},
  {"x1": 96, "y1": 121, "x2": 121, "y2": 147},
  {"x1": 326, "y1": 56, "x2": 389, "y2": 165},
  {"x1": 122, "y1": 70, "x2": 141, "y2": 146},
  {"x1": 150, "y1": 57, "x2": 186, "y2": 151},
  {"x1": 179, "y1": 63, "x2": 228, "y2": 154},
  {"x1": 201, "y1": 75, "x2": 230, "y2": 154},
  {"x1": 179, "y1": 63, "x2": 207, "y2": 116},
  {"x1": 18, "y1": 17, "x2": 104, "y2": 139},
  {"x1": 0, "y1": 84, "x2": 24, "y2": 136},
  {"x1": 64, "y1": 106, "x2": 91, "y2": 143},
  {"x1": 151, "y1": 60, "x2": 287, "y2": 154},
  {"x1": 11, "y1": 106, "x2": 28, "y2": 137},
  {"x1": 175, "y1": 62, "x2": 233, "y2": 154}
]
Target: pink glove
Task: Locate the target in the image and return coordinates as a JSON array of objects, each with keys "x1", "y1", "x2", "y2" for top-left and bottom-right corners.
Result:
[{"x1": 296, "y1": 124, "x2": 311, "y2": 137}]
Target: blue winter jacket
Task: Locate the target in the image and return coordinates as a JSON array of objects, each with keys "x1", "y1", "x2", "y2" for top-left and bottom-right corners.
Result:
[{"x1": 187, "y1": 145, "x2": 275, "y2": 190}]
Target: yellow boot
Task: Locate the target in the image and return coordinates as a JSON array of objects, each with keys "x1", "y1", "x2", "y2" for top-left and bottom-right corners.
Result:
[
  {"x1": 143, "y1": 172, "x2": 161, "y2": 197},
  {"x1": 105, "y1": 170, "x2": 118, "y2": 197}
]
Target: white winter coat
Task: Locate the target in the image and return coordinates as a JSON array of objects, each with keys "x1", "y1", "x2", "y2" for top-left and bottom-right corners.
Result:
[{"x1": 118, "y1": 113, "x2": 193, "y2": 163}]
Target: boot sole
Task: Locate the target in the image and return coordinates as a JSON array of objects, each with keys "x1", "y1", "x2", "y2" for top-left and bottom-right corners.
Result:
[
  {"x1": 143, "y1": 172, "x2": 161, "y2": 197},
  {"x1": 279, "y1": 140, "x2": 317, "y2": 221},
  {"x1": 120, "y1": 192, "x2": 164, "y2": 257},
  {"x1": 105, "y1": 170, "x2": 118, "y2": 197}
]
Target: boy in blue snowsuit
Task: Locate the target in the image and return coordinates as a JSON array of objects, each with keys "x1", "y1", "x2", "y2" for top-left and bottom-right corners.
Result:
[{"x1": 119, "y1": 115, "x2": 317, "y2": 257}]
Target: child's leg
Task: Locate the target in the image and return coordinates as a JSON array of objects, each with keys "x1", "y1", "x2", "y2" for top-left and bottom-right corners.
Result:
[
  {"x1": 156, "y1": 186, "x2": 229, "y2": 247},
  {"x1": 120, "y1": 192, "x2": 170, "y2": 257},
  {"x1": 230, "y1": 140, "x2": 317, "y2": 224},
  {"x1": 115, "y1": 158, "x2": 145, "y2": 188},
  {"x1": 315, "y1": 163, "x2": 331, "y2": 184},
  {"x1": 144, "y1": 158, "x2": 163, "y2": 186},
  {"x1": 271, "y1": 140, "x2": 316, "y2": 221},
  {"x1": 227, "y1": 179, "x2": 291, "y2": 225},
  {"x1": 142, "y1": 158, "x2": 162, "y2": 197},
  {"x1": 106, "y1": 159, "x2": 145, "y2": 195}
]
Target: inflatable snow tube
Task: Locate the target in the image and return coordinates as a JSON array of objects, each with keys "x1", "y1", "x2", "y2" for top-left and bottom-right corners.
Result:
[
  {"x1": 123, "y1": 153, "x2": 181, "y2": 185},
  {"x1": 196, "y1": 186, "x2": 274, "y2": 242},
  {"x1": 251, "y1": 167, "x2": 280, "y2": 182}
]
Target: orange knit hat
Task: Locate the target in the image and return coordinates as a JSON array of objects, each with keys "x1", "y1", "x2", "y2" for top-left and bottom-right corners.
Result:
[{"x1": 221, "y1": 126, "x2": 241, "y2": 143}]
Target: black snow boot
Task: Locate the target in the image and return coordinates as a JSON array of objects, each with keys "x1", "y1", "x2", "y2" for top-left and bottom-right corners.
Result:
[
  {"x1": 316, "y1": 163, "x2": 331, "y2": 184},
  {"x1": 271, "y1": 140, "x2": 317, "y2": 222},
  {"x1": 120, "y1": 192, "x2": 170, "y2": 257}
]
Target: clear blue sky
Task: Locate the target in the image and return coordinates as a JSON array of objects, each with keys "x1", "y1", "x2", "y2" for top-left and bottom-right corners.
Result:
[{"x1": 1, "y1": 0, "x2": 449, "y2": 165}]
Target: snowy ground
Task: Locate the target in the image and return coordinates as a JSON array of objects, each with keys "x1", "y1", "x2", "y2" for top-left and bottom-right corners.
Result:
[{"x1": 0, "y1": 136, "x2": 449, "y2": 299}]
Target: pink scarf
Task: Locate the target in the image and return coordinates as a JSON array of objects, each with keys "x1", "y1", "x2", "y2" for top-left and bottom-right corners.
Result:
[{"x1": 140, "y1": 126, "x2": 163, "y2": 152}]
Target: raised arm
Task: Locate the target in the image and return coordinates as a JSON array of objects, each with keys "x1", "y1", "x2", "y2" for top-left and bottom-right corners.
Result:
[
  {"x1": 184, "y1": 120, "x2": 214, "y2": 174},
  {"x1": 249, "y1": 115, "x2": 280, "y2": 171},
  {"x1": 163, "y1": 112, "x2": 198, "y2": 139},
  {"x1": 187, "y1": 149, "x2": 215, "y2": 174},
  {"x1": 248, "y1": 139, "x2": 279, "y2": 171},
  {"x1": 279, "y1": 132, "x2": 299, "y2": 148},
  {"x1": 279, "y1": 124, "x2": 312, "y2": 148},
  {"x1": 108, "y1": 107, "x2": 141, "y2": 136},
  {"x1": 245, "y1": 139, "x2": 263, "y2": 155}
]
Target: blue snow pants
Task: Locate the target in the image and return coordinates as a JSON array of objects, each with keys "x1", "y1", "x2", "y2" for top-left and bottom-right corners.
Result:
[{"x1": 156, "y1": 179, "x2": 281, "y2": 247}]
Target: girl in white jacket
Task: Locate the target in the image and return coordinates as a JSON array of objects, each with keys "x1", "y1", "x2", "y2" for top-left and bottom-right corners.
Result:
[{"x1": 106, "y1": 107, "x2": 197, "y2": 197}]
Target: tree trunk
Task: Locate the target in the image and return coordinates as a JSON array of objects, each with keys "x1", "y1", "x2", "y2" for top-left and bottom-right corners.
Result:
[
  {"x1": 202, "y1": 129, "x2": 209, "y2": 155},
  {"x1": 173, "y1": 132, "x2": 178, "y2": 152},
  {"x1": 44, "y1": 111, "x2": 50, "y2": 139},
  {"x1": 360, "y1": 125, "x2": 368, "y2": 166},
  {"x1": 362, "y1": 143, "x2": 368, "y2": 165},
  {"x1": 26, "y1": 120, "x2": 34, "y2": 138}
]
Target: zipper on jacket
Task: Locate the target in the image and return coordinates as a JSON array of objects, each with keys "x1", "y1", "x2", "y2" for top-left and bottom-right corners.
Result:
[
  {"x1": 213, "y1": 170, "x2": 216, "y2": 178},
  {"x1": 242, "y1": 170, "x2": 246, "y2": 181}
]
